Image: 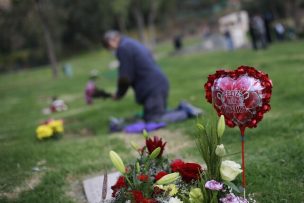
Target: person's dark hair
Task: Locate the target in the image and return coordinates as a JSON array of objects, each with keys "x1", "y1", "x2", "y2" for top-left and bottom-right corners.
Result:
[{"x1": 102, "y1": 30, "x2": 121, "y2": 49}]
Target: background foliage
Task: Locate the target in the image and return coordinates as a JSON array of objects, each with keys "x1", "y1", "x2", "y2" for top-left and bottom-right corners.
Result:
[{"x1": 1, "y1": 0, "x2": 304, "y2": 72}]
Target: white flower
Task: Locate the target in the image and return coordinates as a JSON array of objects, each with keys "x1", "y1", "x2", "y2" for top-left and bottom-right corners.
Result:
[
  {"x1": 215, "y1": 144, "x2": 226, "y2": 157},
  {"x1": 168, "y1": 197, "x2": 183, "y2": 203},
  {"x1": 220, "y1": 160, "x2": 242, "y2": 182}
]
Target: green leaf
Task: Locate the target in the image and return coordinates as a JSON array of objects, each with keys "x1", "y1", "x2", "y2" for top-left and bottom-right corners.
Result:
[
  {"x1": 197, "y1": 123, "x2": 205, "y2": 130},
  {"x1": 224, "y1": 181, "x2": 241, "y2": 193}
]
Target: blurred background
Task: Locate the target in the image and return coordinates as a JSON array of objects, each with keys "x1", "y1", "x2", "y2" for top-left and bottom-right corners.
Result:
[
  {"x1": 1, "y1": 1, "x2": 304, "y2": 203},
  {"x1": 0, "y1": 0, "x2": 303, "y2": 74}
]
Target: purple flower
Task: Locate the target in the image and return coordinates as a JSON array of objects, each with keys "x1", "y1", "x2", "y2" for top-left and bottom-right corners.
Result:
[
  {"x1": 205, "y1": 180, "x2": 223, "y2": 191},
  {"x1": 220, "y1": 193, "x2": 249, "y2": 203}
]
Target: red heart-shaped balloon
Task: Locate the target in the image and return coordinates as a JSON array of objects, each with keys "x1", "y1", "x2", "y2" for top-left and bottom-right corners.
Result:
[{"x1": 204, "y1": 66, "x2": 272, "y2": 131}]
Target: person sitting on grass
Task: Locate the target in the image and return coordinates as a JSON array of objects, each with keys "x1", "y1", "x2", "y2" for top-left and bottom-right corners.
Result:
[
  {"x1": 102, "y1": 31, "x2": 202, "y2": 131},
  {"x1": 103, "y1": 30, "x2": 170, "y2": 122}
]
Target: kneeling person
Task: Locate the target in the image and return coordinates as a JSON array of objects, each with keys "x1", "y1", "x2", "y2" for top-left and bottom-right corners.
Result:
[{"x1": 103, "y1": 31, "x2": 169, "y2": 121}]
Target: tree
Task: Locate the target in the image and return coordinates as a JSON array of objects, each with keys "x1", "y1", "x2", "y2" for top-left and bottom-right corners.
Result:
[
  {"x1": 131, "y1": 0, "x2": 147, "y2": 43},
  {"x1": 147, "y1": 0, "x2": 161, "y2": 48},
  {"x1": 284, "y1": 0, "x2": 304, "y2": 33},
  {"x1": 111, "y1": 0, "x2": 131, "y2": 32},
  {"x1": 34, "y1": 0, "x2": 58, "y2": 78}
]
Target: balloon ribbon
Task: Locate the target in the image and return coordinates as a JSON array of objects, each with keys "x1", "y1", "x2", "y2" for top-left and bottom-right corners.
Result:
[{"x1": 240, "y1": 127, "x2": 246, "y2": 198}]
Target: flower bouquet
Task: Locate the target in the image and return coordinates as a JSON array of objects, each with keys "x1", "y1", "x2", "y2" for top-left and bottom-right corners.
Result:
[
  {"x1": 107, "y1": 116, "x2": 255, "y2": 203},
  {"x1": 36, "y1": 119, "x2": 64, "y2": 140}
]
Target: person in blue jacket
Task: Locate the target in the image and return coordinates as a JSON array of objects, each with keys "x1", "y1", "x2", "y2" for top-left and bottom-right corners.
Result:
[{"x1": 103, "y1": 31, "x2": 170, "y2": 122}]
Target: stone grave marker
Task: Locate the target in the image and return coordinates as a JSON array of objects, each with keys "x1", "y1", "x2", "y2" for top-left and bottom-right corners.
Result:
[{"x1": 83, "y1": 172, "x2": 120, "y2": 203}]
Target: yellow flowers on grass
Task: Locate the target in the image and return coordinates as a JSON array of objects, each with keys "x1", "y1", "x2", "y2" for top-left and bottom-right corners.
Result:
[
  {"x1": 36, "y1": 125, "x2": 53, "y2": 140},
  {"x1": 36, "y1": 119, "x2": 64, "y2": 140},
  {"x1": 48, "y1": 120, "x2": 64, "y2": 133}
]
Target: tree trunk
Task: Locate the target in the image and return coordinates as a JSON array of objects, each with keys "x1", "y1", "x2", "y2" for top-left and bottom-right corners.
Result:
[
  {"x1": 117, "y1": 15, "x2": 126, "y2": 33},
  {"x1": 148, "y1": 0, "x2": 158, "y2": 49},
  {"x1": 132, "y1": 0, "x2": 146, "y2": 43},
  {"x1": 292, "y1": 1, "x2": 302, "y2": 33},
  {"x1": 285, "y1": 0, "x2": 302, "y2": 33},
  {"x1": 35, "y1": 0, "x2": 58, "y2": 78}
]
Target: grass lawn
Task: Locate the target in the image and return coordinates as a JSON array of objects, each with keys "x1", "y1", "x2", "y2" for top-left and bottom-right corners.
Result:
[{"x1": 0, "y1": 40, "x2": 304, "y2": 203}]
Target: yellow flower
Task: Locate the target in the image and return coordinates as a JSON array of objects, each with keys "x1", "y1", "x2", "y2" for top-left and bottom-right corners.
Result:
[
  {"x1": 189, "y1": 188, "x2": 204, "y2": 203},
  {"x1": 220, "y1": 160, "x2": 242, "y2": 182},
  {"x1": 154, "y1": 184, "x2": 178, "y2": 196},
  {"x1": 36, "y1": 125, "x2": 53, "y2": 140},
  {"x1": 163, "y1": 184, "x2": 178, "y2": 196},
  {"x1": 48, "y1": 120, "x2": 64, "y2": 133},
  {"x1": 109, "y1": 151, "x2": 126, "y2": 174},
  {"x1": 156, "y1": 172, "x2": 180, "y2": 185}
]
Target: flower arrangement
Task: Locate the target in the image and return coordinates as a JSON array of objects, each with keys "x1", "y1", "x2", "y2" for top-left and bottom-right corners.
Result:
[
  {"x1": 36, "y1": 119, "x2": 64, "y2": 140},
  {"x1": 195, "y1": 115, "x2": 250, "y2": 203},
  {"x1": 108, "y1": 116, "x2": 254, "y2": 203}
]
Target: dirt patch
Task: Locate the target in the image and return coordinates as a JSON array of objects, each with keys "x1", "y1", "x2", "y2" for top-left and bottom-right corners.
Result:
[
  {"x1": 65, "y1": 128, "x2": 95, "y2": 139},
  {"x1": 112, "y1": 129, "x2": 195, "y2": 158},
  {"x1": 0, "y1": 161, "x2": 46, "y2": 200},
  {"x1": 61, "y1": 94, "x2": 82, "y2": 103},
  {"x1": 66, "y1": 175, "x2": 88, "y2": 203}
]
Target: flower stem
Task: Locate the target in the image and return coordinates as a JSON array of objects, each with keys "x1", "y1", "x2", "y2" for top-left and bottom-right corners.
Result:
[{"x1": 125, "y1": 176, "x2": 134, "y2": 188}]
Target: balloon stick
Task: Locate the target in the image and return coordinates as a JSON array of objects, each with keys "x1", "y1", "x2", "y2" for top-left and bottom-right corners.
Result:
[{"x1": 240, "y1": 127, "x2": 246, "y2": 198}]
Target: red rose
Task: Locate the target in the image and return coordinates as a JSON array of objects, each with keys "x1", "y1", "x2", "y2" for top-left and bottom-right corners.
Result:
[
  {"x1": 170, "y1": 159, "x2": 185, "y2": 172},
  {"x1": 146, "y1": 136, "x2": 166, "y2": 158},
  {"x1": 131, "y1": 190, "x2": 157, "y2": 203},
  {"x1": 137, "y1": 174, "x2": 149, "y2": 182},
  {"x1": 111, "y1": 176, "x2": 126, "y2": 197},
  {"x1": 177, "y1": 162, "x2": 202, "y2": 183},
  {"x1": 143, "y1": 199, "x2": 158, "y2": 203},
  {"x1": 131, "y1": 190, "x2": 144, "y2": 203},
  {"x1": 155, "y1": 171, "x2": 168, "y2": 181}
]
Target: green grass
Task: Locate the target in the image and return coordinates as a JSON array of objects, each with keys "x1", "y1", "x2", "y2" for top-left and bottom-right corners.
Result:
[{"x1": 1, "y1": 40, "x2": 304, "y2": 202}]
